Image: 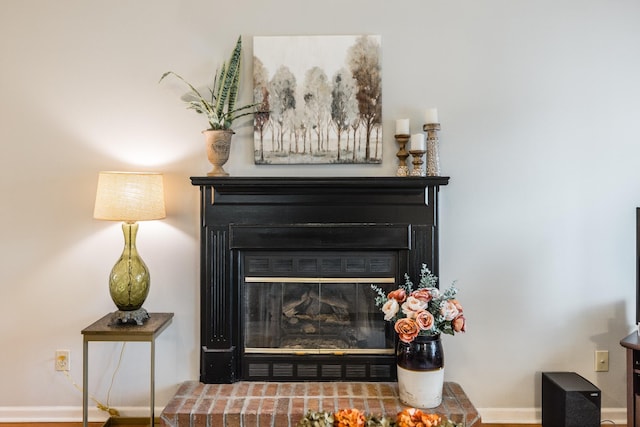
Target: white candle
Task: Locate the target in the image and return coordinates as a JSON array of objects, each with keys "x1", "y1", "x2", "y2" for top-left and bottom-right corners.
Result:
[
  {"x1": 396, "y1": 119, "x2": 410, "y2": 135},
  {"x1": 410, "y1": 133, "x2": 426, "y2": 151},
  {"x1": 424, "y1": 108, "x2": 439, "y2": 124}
]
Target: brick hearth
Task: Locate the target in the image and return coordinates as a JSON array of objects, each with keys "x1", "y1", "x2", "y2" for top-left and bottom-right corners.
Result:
[{"x1": 160, "y1": 381, "x2": 481, "y2": 427}]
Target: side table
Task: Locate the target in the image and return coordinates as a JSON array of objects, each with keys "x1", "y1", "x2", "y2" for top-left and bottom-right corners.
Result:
[
  {"x1": 621, "y1": 332, "x2": 640, "y2": 427},
  {"x1": 82, "y1": 312, "x2": 174, "y2": 427}
]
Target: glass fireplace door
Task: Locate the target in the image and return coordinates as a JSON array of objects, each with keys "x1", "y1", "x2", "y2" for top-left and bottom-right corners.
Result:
[{"x1": 243, "y1": 277, "x2": 395, "y2": 355}]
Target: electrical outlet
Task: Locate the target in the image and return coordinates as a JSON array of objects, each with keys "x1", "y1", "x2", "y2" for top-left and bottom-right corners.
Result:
[
  {"x1": 55, "y1": 350, "x2": 70, "y2": 371},
  {"x1": 594, "y1": 350, "x2": 609, "y2": 372}
]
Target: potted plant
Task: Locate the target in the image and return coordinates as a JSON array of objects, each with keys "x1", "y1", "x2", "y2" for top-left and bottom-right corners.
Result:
[{"x1": 160, "y1": 36, "x2": 258, "y2": 176}]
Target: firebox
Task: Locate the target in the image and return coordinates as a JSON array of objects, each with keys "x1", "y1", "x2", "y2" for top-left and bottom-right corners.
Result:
[
  {"x1": 241, "y1": 251, "x2": 397, "y2": 381},
  {"x1": 191, "y1": 176, "x2": 449, "y2": 383}
]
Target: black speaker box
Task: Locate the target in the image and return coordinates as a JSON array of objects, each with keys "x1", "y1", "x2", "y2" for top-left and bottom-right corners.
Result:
[{"x1": 542, "y1": 372, "x2": 601, "y2": 427}]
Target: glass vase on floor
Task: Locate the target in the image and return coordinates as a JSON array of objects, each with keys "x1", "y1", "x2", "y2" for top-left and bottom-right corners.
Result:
[{"x1": 396, "y1": 334, "x2": 444, "y2": 408}]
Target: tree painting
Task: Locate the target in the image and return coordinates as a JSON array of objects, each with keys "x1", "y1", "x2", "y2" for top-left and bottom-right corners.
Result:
[{"x1": 253, "y1": 35, "x2": 382, "y2": 165}]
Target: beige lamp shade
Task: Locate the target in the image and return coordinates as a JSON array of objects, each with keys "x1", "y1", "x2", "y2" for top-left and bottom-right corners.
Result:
[{"x1": 94, "y1": 171, "x2": 166, "y2": 222}]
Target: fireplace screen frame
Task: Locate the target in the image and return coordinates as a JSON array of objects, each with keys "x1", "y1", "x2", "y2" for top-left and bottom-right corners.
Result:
[{"x1": 242, "y1": 276, "x2": 396, "y2": 356}]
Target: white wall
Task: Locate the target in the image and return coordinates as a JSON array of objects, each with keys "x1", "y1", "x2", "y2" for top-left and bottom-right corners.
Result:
[{"x1": 1, "y1": 0, "x2": 639, "y2": 423}]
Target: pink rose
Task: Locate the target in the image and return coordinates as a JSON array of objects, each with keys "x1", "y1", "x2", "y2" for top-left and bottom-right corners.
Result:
[
  {"x1": 451, "y1": 299, "x2": 463, "y2": 312},
  {"x1": 411, "y1": 288, "x2": 433, "y2": 303},
  {"x1": 381, "y1": 298, "x2": 400, "y2": 321},
  {"x1": 401, "y1": 296, "x2": 428, "y2": 318},
  {"x1": 440, "y1": 300, "x2": 460, "y2": 321},
  {"x1": 415, "y1": 310, "x2": 435, "y2": 331},
  {"x1": 395, "y1": 318, "x2": 420, "y2": 343},
  {"x1": 452, "y1": 314, "x2": 466, "y2": 332},
  {"x1": 388, "y1": 288, "x2": 407, "y2": 303}
]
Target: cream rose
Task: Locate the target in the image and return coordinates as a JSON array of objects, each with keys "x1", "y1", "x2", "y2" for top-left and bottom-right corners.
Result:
[
  {"x1": 401, "y1": 296, "x2": 428, "y2": 318},
  {"x1": 440, "y1": 300, "x2": 460, "y2": 321},
  {"x1": 381, "y1": 298, "x2": 399, "y2": 321}
]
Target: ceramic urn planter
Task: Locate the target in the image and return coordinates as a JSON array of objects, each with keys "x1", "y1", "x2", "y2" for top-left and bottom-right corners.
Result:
[{"x1": 203, "y1": 129, "x2": 234, "y2": 176}]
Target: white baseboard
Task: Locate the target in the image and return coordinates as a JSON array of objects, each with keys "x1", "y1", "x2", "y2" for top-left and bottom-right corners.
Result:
[
  {"x1": 477, "y1": 407, "x2": 627, "y2": 424},
  {"x1": 0, "y1": 406, "x2": 161, "y2": 423}
]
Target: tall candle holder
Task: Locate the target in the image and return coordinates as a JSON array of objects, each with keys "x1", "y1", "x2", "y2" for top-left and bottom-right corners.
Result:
[
  {"x1": 394, "y1": 134, "x2": 411, "y2": 177},
  {"x1": 423, "y1": 123, "x2": 441, "y2": 176},
  {"x1": 409, "y1": 149, "x2": 426, "y2": 176}
]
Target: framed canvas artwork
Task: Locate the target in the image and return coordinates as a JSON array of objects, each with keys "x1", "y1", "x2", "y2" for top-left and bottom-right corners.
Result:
[{"x1": 253, "y1": 35, "x2": 382, "y2": 165}]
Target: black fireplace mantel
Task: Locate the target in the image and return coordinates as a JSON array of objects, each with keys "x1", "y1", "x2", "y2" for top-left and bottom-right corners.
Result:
[
  {"x1": 191, "y1": 176, "x2": 449, "y2": 383},
  {"x1": 191, "y1": 175, "x2": 449, "y2": 192}
]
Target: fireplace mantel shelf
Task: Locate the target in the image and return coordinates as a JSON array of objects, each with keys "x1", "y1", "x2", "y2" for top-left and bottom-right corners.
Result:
[{"x1": 191, "y1": 176, "x2": 449, "y2": 192}]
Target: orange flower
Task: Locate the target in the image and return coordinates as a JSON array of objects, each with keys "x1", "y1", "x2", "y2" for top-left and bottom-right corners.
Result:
[
  {"x1": 415, "y1": 310, "x2": 435, "y2": 331},
  {"x1": 394, "y1": 318, "x2": 420, "y2": 343},
  {"x1": 418, "y1": 412, "x2": 442, "y2": 427},
  {"x1": 397, "y1": 408, "x2": 443, "y2": 427},
  {"x1": 411, "y1": 288, "x2": 433, "y2": 303},
  {"x1": 452, "y1": 314, "x2": 466, "y2": 332},
  {"x1": 388, "y1": 288, "x2": 407, "y2": 303},
  {"x1": 334, "y1": 408, "x2": 365, "y2": 427}
]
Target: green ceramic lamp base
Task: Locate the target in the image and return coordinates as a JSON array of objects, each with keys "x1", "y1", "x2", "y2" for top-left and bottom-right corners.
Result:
[{"x1": 109, "y1": 222, "x2": 151, "y2": 317}]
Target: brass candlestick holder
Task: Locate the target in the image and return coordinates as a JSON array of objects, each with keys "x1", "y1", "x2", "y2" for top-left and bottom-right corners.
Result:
[
  {"x1": 423, "y1": 123, "x2": 441, "y2": 176},
  {"x1": 394, "y1": 134, "x2": 410, "y2": 176},
  {"x1": 409, "y1": 150, "x2": 426, "y2": 176}
]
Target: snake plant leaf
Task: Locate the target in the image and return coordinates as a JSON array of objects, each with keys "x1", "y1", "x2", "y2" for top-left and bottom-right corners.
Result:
[
  {"x1": 160, "y1": 72, "x2": 212, "y2": 113},
  {"x1": 213, "y1": 62, "x2": 226, "y2": 103},
  {"x1": 227, "y1": 56, "x2": 241, "y2": 122},
  {"x1": 214, "y1": 36, "x2": 242, "y2": 121},
  {"x1": 161, "y1": 36, "x2": 258, "y2": 130},
  {"x1": 187, "y1": 102, "x2": 205, "y2": 114}
]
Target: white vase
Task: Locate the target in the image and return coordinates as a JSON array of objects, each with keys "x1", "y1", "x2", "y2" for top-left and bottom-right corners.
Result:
[{"x1": 396, "y1": 334, "x2": 444, "y2": 408}]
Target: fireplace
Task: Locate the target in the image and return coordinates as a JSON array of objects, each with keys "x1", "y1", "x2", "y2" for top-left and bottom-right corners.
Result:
[{"x1": 191, "y1": 176, "x2": 449, "y2": 383}]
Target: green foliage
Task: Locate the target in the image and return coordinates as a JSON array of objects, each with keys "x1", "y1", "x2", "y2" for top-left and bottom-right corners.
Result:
[
  {"x1": 365, "y1": 414, "x2": 396, "y2": 426},
  {"x1": 417, "y1": 263, "x2": 438, "y2": 288},
  {"x1": 160, "y1": 36, "x2": 259, "y2": 130},
  {"x1": 296, "y1": 410, "x2": 334, "y2": 427}
]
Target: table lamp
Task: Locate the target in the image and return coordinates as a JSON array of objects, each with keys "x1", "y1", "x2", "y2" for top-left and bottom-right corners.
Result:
[{"x1": 93, "y1": 171, "x2": 166, "y2": 325}]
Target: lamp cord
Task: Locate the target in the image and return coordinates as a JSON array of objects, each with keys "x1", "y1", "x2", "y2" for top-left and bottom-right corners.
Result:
[
  {"x1": 105, "y1": 342, "x2": 127, "y2": 412},
  {"x1": 61, "y1": 342, "x2": 126, "y2": 417}
]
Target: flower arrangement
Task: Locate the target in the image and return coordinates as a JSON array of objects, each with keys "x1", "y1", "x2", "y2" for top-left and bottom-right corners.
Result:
[
  {"x1": 371, "y1": 264, "x2": 466, "y2": 343},
  {"x1": 296, "y1": 408, "x2": 461, "y2": 427}
]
